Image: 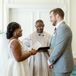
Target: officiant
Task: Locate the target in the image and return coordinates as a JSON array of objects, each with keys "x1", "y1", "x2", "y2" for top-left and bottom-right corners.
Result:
[{"x1": 26, "y1": 19, "x2": 52, "y2": 76}]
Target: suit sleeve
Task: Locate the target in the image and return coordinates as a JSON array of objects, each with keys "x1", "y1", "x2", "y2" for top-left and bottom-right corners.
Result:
[{"x1": 49, "y1": 27, "x2": 72, "y2": 64}]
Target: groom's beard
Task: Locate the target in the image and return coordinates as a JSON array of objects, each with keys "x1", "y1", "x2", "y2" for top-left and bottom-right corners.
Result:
[{"x1": 52, "y1": 21, "x2": 57, "y2": 26}]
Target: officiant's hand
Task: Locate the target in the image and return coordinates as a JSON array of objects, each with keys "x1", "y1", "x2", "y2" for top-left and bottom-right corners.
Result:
[{"x1": 30, "y1": 48, "x2": 37, "y2": 55}]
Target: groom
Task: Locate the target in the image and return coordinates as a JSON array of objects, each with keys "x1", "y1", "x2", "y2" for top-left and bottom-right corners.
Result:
[{"x1": 48, "y1": 8, "x2": 74, "y2": 76}]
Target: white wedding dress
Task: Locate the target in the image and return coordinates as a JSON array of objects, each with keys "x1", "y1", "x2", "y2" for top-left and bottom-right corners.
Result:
[{"x1": 7, "y1": 39, "x2": 30, "y2": 76}]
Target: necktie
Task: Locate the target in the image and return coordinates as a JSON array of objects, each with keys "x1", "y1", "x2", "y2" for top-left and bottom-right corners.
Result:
[
  {"x1": 54, "y1": 27, "x2": 56, "y2": 35},
  {"x1": 54, "y1": 27, "x2": 56, "y2": 31}
]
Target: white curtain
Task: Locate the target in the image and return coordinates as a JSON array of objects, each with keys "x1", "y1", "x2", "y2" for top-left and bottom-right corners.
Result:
[{"x1": 0, "y1": 33, "x2": 9, "y2": 76}]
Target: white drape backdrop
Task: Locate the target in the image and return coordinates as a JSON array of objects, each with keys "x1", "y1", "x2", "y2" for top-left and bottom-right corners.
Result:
[{"x1": 0, "y1": 33, "x2": 9, "y2": 76}]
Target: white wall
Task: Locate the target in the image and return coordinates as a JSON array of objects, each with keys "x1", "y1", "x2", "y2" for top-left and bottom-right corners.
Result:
[
  {"x1": 8, "y1": 0, "x2": 57, "y2": 4},
  {"x1": 8, "y1": 3, "x2": 66, "y2": 39},
  {"x1": 0, "y1": 0, "x2": 2, "y2": 32},
  {"x1": 3, "y1": 0, "x2": 70, "y2": 36},
  {"x1": 70, "y1": 0, "x2": 76, "y2": 58}
]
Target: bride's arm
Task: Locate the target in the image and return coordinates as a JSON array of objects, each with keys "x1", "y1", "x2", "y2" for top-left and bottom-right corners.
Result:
[{"x1": 10, "y1": 39, "x2": 37, "y2": 62}]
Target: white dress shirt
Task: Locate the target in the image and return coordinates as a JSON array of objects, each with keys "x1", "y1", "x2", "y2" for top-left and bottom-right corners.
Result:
[{"x1": 55, "y1": 20, "x2": 64, "y2": 29}]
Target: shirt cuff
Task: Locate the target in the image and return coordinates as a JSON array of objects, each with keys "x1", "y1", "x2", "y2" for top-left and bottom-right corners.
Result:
[{"x1": 48, "y1": 60, "x2": 51, "y2": 65}]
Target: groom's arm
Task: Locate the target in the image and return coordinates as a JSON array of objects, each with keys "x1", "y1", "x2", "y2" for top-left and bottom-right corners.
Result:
[{"x1": 48, "y1": 27, "x2": 72, "y2": 65}]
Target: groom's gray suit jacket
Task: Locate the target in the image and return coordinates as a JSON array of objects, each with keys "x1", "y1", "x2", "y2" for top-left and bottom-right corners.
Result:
[{"x1": 49, "y1": 22, "x2": 74, "y2": 73}]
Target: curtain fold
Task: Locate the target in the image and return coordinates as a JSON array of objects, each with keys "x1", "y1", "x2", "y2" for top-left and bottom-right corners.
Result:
[{"x1": 0, "y1": 33, "x2": 9, "y2": 76}]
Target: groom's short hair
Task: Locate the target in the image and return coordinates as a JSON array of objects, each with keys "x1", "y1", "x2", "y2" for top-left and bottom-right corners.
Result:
[{"x1": 50, "y1": 8, "x2": 64, "y2": 19}]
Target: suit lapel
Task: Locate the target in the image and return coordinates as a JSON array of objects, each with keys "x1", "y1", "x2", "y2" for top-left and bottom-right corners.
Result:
[
  {"x1": 51, "y1": 29, "x2": 57, "y2": 49},
  {"x1": 51, "y1": 21, "x2": 65, "y2": 49}
]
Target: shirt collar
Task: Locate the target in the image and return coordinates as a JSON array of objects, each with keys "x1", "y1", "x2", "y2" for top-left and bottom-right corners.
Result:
[
  {"x1": 37, "y1": 31, "x2": 45, "y2": 36},
  {"x1": 55, "y1": 20, "x2": 64, "y2": 29}
]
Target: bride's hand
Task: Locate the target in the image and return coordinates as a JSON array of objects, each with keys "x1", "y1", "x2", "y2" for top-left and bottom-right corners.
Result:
[{"x1": 30, "y1": 48, "x2": 37, "y2": 55}]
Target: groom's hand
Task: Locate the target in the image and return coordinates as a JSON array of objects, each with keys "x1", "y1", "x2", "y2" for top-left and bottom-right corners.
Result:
[
  {"x1": 48, "y1": 64, "x2": 53, "y2": 69},
  {"x1": 48, "y1": 60, "x2": 53, "y2": 69}
]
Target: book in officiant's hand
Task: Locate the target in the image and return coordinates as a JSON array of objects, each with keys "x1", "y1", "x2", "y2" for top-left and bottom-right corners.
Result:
[
  {"x1": 31, "y1": 41, "x2": 50, "y2": 52},
  {"x1": 37, "y1": 47, "x2": 50, "y2": 52}
]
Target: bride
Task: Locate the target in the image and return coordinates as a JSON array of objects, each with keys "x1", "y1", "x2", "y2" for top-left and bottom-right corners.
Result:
[{"x1": 5, "y1": 22, "x2": 37, "y2": 76}]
